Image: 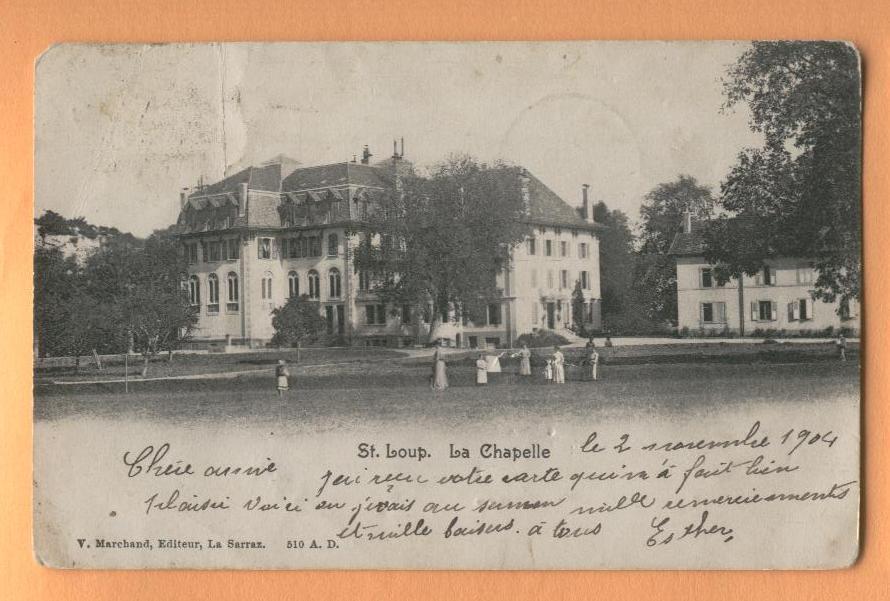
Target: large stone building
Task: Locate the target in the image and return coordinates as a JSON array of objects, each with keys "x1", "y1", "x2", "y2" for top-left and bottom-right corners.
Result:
[
  {"x1": 668, "y1": 213, "x2": 860, "y2": 335},
  {"x1": 175, "y1": 147, "x2": 603, "y2": 348}
]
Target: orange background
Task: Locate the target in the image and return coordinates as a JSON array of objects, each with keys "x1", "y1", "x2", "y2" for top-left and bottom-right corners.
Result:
[{"x1": 1, "y1": 1, "x2": 887, "y2": 599}]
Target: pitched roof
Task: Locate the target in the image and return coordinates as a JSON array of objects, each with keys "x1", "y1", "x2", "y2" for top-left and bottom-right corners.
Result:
[
  {"x1": 179, "y1": 158, "x2": 601, "y2": 234},
  {"x1": 282, "y1": 162, "x2": 391, "y2": 191},
  {"x1": 668, "y1": 219, "x2": 708, "y2": 256},
  {"x1": 668, "y1": 215, "x2": 768, "y2": 257},
  {"x1": 524, "y1": 172, "x2": 604, "y2": 231},
  {"x1": 188, "y1": 156, "x2": 303, "y2": 198}
]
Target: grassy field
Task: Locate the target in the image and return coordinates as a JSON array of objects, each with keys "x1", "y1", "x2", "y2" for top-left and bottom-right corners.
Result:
[{"x1": 34, "y1": 356, "x2": 860, "y2": 431}]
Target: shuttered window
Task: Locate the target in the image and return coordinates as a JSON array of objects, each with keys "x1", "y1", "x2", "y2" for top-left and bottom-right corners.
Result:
[{"x1": 752, "y1": 300, "x2": 777, "y2": 321}]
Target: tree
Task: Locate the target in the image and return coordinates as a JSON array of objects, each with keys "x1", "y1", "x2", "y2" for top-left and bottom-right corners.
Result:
[
  {"x1": 593, "y1": 201, "x2": 649, "y2": 332},
  {"x1": 711, "y1": 41, "x2": 861, "y2": 305},
  {"x1": 271, "y1": 295, "x2": 328, "y2": 349},
  {"x1": 637, "y1": 175, "x2": 716, "y2": 324},
  {"x1": 33, "y1": 245, "x2": 115, "y2": 369},
  {"x1": 350, "y1": 155, "x2": 532, "y2": 332},
  {"x1": 84, "y1": 232, "x2": 197, "y2": 377},
  {"x1": 639, "y1": 175, "x2": 716, "y2": 255},
  {"x1": 570, "y1": 279, "x2": 587, "y2": 336}
]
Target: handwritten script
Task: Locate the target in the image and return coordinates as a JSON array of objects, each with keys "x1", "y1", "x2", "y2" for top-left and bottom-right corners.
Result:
[{"x1": 107, "y1": 421, "x2": 855, "y2": 558}]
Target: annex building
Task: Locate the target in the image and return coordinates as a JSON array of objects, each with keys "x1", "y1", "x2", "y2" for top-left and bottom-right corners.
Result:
[
  {"x1": 668, "y1": 213, "x2": 860, "y2": 336},
  {"x1": 175, "y1": 146, "x2": 604, "y2": 348}
]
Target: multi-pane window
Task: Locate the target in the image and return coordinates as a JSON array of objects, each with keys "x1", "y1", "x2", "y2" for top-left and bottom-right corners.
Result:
[
  {"x1": 207, "y1": 273, "x2": 219, "y2": 313},
  {"x1": 840, "y1": 299, "x2": 854, "y2": 320},
  {"x1": 358, "y1": 270, "x2": 370, "y2": 292},
  {"x1": 185, "y1": 243, "x2": 198, "y2": 264},
  {"x1": 309, "y1": 237, "x2": 322, "y2": 257},
  {"x1": 286, "y1": 237, "x2": 307, "y2": 259},
  {"x1": 227, "y1": 238, "x2": 240, "y2": 260},
  {"x1": 796, "y1": 266, "x2": 814, "y2": 284},
  {"x1": 329, "y1": 268, "x2": 342, "y2": 298},
  {"x1": 578, "y1": 243, "x2": 588, "y2": 259},
  {"x1": 226, "y1": 272, "x2": 239, "y2": 312},
  {"x1": 580, "y1": 270, "x2": 590, "y2": 290},
  {"x1": 559, "y1": 270, "x2": 569, "y2": 289},
  {"x1": 487, "y1": 303, "x2": 502, "y2": 326},
  {"x1": 701, "y1": 302, "x2": 726, "y2": 323},
  {"x1": 560, "y1": 241, "x2": 568, "y2": 257},
  {"x1": 258, "y1": 238, "x2": 272, "y2": 259},
  {"x1": 527, "y1": 238, "x2": 536, "y2": 256},
  {"x1": 547, "y1": 270, "x2": 554, "y2": 289},
  {"x1": 328, "y1": 234, "x2": 339, "y2": 257},
  {"x1": 365, "y1": 304, "x2": 387, "y2": 325},
  {"x1": 755, "y1": 266, "x2": 776, "y2": 286},
  {"x1": 208, "y1": 241, "x2": 222, "y2": 262},
  {"x1": 307, "y1": 270, "x2": 320, "y2": 299},
  {"x1": 261, "y1": 272, "x2": 273, "y2": 300},
  {"x1": 788, "y1": 298, "x2": 813, "y2": 321},
  {"x1": 701, "y1": 268, "x2": 714, "y2": 288},
  {"x1": 288, "y1": 271, "x2": 299, "y2": 298},
  {"x1": 545, "y1": 240, "x2": 553, "y2": 257},
  {"x1": 530, "y1": 269, "x2": 538, "y2": 288},
  {"x1": 753, "y1": 300, "x2": 776, "y2": 321},
  {"x1": 188, "y1": 275, "x2": 200, "y2": 306},
  {"x1": 401, "y1": 304, "x2": 411, "y2": 324}
]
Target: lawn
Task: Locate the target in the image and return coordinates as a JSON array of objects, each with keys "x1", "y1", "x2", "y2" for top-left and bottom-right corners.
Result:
[{"x1": 34, "y1": 359, "x2": 860, "y2": 431}]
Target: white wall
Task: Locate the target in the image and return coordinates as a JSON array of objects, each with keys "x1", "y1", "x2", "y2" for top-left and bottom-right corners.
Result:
[
  {"x1": 511, "y1": 227, "x2": 601, "y2": 335},
  {"x1": 676, "y1": 256, "x2": 860, "y2": 334}
]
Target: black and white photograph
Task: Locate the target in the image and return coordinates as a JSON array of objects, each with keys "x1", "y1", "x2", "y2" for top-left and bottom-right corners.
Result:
[{"x1": 32, "y1": 41, "x2": 861, "y2": 569}]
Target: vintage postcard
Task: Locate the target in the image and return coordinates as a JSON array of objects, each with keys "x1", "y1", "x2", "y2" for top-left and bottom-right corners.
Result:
[{"x1": 33, "y1": 41, "x2": 861, "y2": 570}]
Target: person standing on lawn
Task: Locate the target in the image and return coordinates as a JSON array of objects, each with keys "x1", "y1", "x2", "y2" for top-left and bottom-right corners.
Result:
[
  {"x1": 836, "y1": 333, "x2": 847, "y2": 362},
  {"x1": 544, "y1": 358, "x2": 553, "y2": 383},
  {"x1": 516, "y1": 343, "x2": 532, "y2": 377},
  {"x1": 475, "y1": 353, "x2": 489, "y2": 385},
  {"x1": 276, "y1": 359, "x2": 290, "y2": 399},
  {"x1": 552, "y1": 346, "x2": 566, "y2": 384},
  {"x1": 588, "y1": 345, "x2": 599, "y2": 381},
  {"x1": 431, "y1": 341, "x2": 449, "y2": 391}
]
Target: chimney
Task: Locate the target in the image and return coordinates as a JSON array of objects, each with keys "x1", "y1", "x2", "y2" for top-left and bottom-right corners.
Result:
[
  {"x1": 519, "y1": 169, "x2": 531, "y2": 215},
  {"x1": 180, "y1": 188, "x2": 189, "y2": 209},
  {"x1": 361, "y1": 145, "x2": 372, "y2": 165},
  {"x1": 581, "y1": 184, "x2": 591, "y2": 222},
  {"x1": 400, "y1": 137, "x2": 404, "y2": 158},
  {"x1": 682, "y1": 210, "x2": 692, "y2": 234},
  {"x1": 392, "y1": 139, "x2": 399, "y2": 159},
  {"x1": 239, "y1": 182, "x2": 248, "y2": 217}
]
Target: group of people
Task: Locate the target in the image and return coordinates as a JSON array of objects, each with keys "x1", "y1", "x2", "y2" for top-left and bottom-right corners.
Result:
[
  {"x1": 430, "y1": 339, "x2": 603, "y2": 392},
  {"x1": 277, "y1": 332, "x2": 847, "y2": 396}
]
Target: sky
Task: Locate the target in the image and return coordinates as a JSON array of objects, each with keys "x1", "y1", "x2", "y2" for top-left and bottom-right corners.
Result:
[{"x1": 35, "y1": 42, "x2": 764, "y2": 237}]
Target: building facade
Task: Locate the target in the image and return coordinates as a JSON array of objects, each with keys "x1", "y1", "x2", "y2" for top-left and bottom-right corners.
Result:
[
  {"x1": 176, "y1": 149, "x2": 603, "y2": 349},
  {"x1": 669, "y1": 215, "x2": 859, "y2": 335}
]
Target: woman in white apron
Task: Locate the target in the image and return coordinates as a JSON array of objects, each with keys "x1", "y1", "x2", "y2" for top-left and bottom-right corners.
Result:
[
  {"x1": 475, "y1": 353, "x2": 488, "y2": 385},
  {"x1": 431, "y1": 343, "x2": 449, "y2": 391},
  {"x1": 516, "y1": 344, "x2": 532, "y2": 377},
  {"x1": 552, "y1": 346, "x2": 565, "y2": 384}
]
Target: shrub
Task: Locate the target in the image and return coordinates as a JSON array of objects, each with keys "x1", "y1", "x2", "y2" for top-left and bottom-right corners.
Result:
[{"x1": 516, "y1": 330, "x2": 570, "y2": 348}]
